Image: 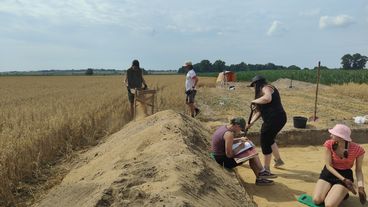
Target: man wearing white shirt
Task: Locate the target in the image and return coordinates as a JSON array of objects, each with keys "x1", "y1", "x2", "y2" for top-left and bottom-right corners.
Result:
[{"x1": 183, "y1": 61, "x2": 200, "y2": 117}]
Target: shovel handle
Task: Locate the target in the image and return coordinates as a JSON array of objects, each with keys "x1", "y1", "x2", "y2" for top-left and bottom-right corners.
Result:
[{"x1": 248, "y1": 103, "x2": 257, "y2": 125}]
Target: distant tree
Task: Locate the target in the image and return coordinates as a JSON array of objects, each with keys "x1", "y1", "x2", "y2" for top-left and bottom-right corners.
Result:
[
  {"x1": 265, "y1": 63, "x2": 276, "y2": 70},
  {"x1": 287, "y1": 65, "x2": 301, "y2": 70},
  {"x1": 341, "y1": 54, "x2": 353, "y2": 69},
  {"x1": 85, "y1": 68, "x2": 93, "y2": 75},
  {"x1": 213, "y1": 60, "x2": 226, "y2": 72},
  {"x1": 352, "y1": 53, "x2": 368, "y2": 69},
  {"x1": 341, "y1": 53, "x2": 367, "y2": 69},
  {"x1": 178, "y1": 67, "x2": 185, "y2": 73},
  {"x1": 228, "y1": 62, "x2": 248, "y2": 72},
  {"x1": 197, "y1": 60, "x2": 212, "y2": 72},
  {"x1": 313, "y1": 65, "x2": 329, "y2": 70},
  {"x1": 176, "y1": 60, "x2": 299, "y2": 73},
  {"x1": 238, "y1": 62, "x2": 248, "y2": 71}
]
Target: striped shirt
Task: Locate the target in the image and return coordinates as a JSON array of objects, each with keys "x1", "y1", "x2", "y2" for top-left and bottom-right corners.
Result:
[{"x1": 324, "y1": 139, "x2": 365, "y2": 170}]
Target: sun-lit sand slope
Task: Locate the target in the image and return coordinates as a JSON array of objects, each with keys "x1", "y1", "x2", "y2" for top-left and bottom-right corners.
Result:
[{"x1": 33, "y1": 110, "x2": 255, "y2": 207}]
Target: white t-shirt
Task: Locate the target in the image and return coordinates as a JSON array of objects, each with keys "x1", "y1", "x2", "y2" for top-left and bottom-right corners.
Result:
[{"x1": 185, "y1": 69, "x2": 196, "y2": 91}]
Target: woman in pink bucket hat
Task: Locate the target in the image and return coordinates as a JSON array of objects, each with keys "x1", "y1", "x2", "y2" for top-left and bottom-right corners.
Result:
[{"x1": 312, "y1": 124, "x2": 366, "y2": 206}]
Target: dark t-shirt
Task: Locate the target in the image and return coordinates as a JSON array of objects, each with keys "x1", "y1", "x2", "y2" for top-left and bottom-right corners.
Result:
[{"x1": 126, "y1": 67, "x2": 143, "y2": 89}]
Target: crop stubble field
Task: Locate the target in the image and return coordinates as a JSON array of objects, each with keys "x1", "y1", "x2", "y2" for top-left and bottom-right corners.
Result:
[{"x1": 0, "y1": 75, "x2": 367, "y2": 206}]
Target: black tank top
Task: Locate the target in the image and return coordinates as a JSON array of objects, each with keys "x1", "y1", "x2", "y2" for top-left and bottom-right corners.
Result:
[{"x1": 259, "y1": 85, "x2": 285, "y2": 121}]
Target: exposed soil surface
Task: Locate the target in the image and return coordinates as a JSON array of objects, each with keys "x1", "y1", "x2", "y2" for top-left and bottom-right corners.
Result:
[{"x1": 31, "y1": 79, "x2": 368, "y2": 207}]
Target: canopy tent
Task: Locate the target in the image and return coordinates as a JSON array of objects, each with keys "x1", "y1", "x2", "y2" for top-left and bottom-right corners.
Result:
[{"x1": 216, "y1": 71, "x2": 236, "y2": 85}]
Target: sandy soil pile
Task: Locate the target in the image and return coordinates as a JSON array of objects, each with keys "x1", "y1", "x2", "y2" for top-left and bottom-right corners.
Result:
[{"x1": 33, "y1": 110, "x2": 255, "y2": 207}]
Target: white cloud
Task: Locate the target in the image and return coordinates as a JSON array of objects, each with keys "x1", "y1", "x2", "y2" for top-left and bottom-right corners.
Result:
[
  {"x1": 319, "y1": 15, "x2": 354, "y2": 29},
  {"x1": 0, "y1": 0, "x2": 136, "y2": 26},
  {"x1": 299, "y1": 8, "x2": 320, "y2": 17},
  {"x1": 267, "y1": 20, "x2": 286, "y2": 36}
]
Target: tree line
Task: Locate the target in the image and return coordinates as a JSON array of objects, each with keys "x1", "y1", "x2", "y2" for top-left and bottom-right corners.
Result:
[{"x1": 178, "y1": 53, "x2": 368, "y2": 73}]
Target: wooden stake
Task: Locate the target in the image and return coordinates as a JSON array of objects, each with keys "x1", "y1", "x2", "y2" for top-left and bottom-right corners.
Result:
[{"x1": 312, "y1": 61, "x2": 321, "y2": 121}]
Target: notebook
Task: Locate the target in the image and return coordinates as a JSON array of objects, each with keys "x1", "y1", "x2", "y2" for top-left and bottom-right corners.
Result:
[{"x1": 233, "y1": 141, "x2": 258, "y2": 164}]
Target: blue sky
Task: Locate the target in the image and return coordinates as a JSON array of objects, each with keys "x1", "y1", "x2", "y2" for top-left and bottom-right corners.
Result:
[{"x1": 0, "y1": 0, "x2": 367, "y2": 71}]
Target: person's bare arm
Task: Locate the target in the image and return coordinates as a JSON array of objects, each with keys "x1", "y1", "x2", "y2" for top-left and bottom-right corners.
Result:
[
  {"x1": 355, "y1": 154, "x2": 366, "y2": 204},
  {"x1": 246, "y1": 110, "x2": 261, "y2": 129},
  {"x1": 251, "y1": 86, "x2": 273, "y2": 105},
  {"x1": 224, "y1": 131, "x2": 235, "y2": 158},
  {"x1": 355, "y1": 154, "x2": 365, "y2": 187},
  {"x1": 124, "y1": 75, "x2": 128, "y2": 87}
]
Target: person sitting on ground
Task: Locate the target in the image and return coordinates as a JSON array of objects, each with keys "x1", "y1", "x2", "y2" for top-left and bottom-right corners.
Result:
[
  {"x1": 313, "y1": 124, "x2": 366, "y2": 206},
  {"x1": 211, "y1": 117, "x2": 277, "y2": 186}
]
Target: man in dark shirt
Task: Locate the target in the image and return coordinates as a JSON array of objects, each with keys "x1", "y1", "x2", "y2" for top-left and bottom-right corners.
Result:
[{"x1": 124, "y1": 59, "x2": 147, "y2": 118}]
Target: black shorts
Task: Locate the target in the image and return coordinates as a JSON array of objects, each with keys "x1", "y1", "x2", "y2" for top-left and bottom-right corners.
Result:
[
  {"x1": 319, "y1": 166, "x2": 353, "y2": 187},
  {"x1": 214, "y1": 154, "x2": 240, "y2": 169},
  {"x1": 260, "y1": 112, "x2": 287, "y2": 154},
  {"x1": 185, "y1": 90, "x2": 196, "y2": 104}
]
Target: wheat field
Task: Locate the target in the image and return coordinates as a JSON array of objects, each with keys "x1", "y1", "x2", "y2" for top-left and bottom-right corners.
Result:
[{"x1": 0, "y1": 75, "x2": 215, "y2": 205}]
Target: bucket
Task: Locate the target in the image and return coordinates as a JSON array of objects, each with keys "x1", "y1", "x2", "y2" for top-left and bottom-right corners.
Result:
[{"x1": 293, "y1": 116, "x2": 308, "y2": 128}]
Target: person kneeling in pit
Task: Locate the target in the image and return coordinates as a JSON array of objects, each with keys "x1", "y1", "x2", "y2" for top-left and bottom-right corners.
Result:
[
  {"x1": 211, "y1": 117, "x2": 277, "y2": 185},
  {"x1": 312, "y1": 124, "x2": 366, "y2": 206}
]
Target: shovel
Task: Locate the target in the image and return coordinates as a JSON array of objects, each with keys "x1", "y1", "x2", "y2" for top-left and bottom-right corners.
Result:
[
  {"x1": 309, "y1": 61, "x2": 321, "y2": 122},
  {"x1": 243, "y1": 103, "x2": 257, "y2": 135}
]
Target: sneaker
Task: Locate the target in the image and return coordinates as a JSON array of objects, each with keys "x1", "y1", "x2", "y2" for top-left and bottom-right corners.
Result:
[
  {"x1": 259, "y1": 170, "x2": 278, "y2": 179},
  {"x1": 255, "y1": 178, "x2": 274, "y2": 186},
  {"x1": 195, "y1": 108, "x2": 200, "y2": 116},
  {"x1": 274, "y1": 158, "x2": 285, "y2": 168}
]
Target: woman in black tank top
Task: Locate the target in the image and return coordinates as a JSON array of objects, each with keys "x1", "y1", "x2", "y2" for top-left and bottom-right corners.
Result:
[{"x1": 246, "y1": 75, "x2": 287, "y2": 173}]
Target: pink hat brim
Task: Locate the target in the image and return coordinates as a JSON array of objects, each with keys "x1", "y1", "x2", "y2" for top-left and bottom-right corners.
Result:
[{"x1": 328, "y1": 128, "x2": 352, "y2": 142}]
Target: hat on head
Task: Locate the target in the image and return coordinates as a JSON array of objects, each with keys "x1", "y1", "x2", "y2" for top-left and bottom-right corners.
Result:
[
  {"x1": 328, "y1": 124, "x2": 352, "y2": 142},
  {"x1": 231, "y1": 117, "x2": 246, "y2": 130},
  {"x1": 132, "y1": 59, "x2": 140, "y2": 67},
  {"x1": 183, "y1": 61, "x2": 193, "y2": 67},
  {"x1": 247, "y1": 75, "x2": 266, "y2": 87}
]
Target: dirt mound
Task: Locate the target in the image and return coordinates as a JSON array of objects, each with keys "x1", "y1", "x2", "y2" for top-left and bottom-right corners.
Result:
[{"x1": 33, "y1": 110, "x2": 255, "y2": 207}]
